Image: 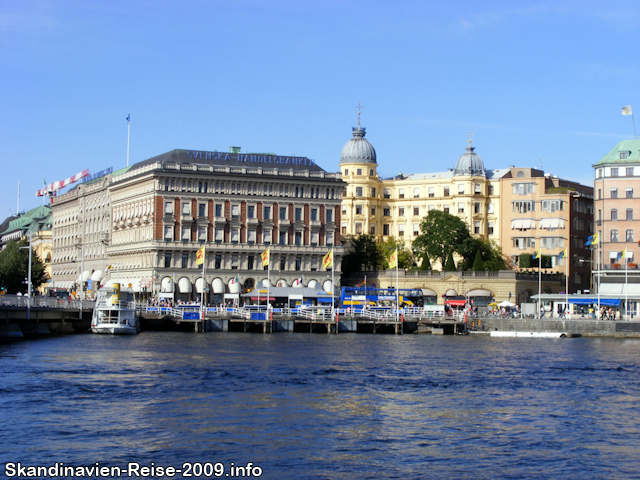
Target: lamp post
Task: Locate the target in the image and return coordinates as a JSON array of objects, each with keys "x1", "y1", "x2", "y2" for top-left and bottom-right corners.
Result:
[{"x1": 19, "y1": 232, "x2": 32, "y2": 320}]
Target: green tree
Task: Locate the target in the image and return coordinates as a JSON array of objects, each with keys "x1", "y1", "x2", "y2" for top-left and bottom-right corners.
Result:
[
  {"x1": 379, "y1": 237, "x2": 414, "y2": 269},
  {"x1": 444, "y1": 253, "x2": 457, "y2": 271},
  {"x1": 459, "y1": 237, "x2": 508, "y2": 271},
  {"x1": 472, "y1": 249, "x2": 484, "y2": 271},
  {"x1": 412, "y1": 210, "x2": 471, "y2": 269},
  {"x1": 519, "y1": 253, "x2": 552, "y2": 270},
  {"x1": 341, "y1": 234, "x2": 383, "y2": 277},
  {"x1": 418, "y1": 252, "x2": 431, "y2": 271},
  {"x1": 0, "y1": 239, "x2": 48, "y2": 294}
]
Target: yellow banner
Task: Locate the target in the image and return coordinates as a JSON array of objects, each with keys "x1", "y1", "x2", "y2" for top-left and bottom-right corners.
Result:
[{"x1": 322, "y1": 249, "x2": 333, "y2": 269}]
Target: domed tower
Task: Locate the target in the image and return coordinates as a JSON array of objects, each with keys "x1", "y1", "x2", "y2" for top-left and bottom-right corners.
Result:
[
  {"x1": 340, "y1": 104, "x2": 380, "y2": 238},
  {"x1": 454, "y1": 138, "x2": 485, "y2": 177}
]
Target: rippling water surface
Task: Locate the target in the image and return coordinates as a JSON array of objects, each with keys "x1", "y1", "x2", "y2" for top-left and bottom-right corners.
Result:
[{"x1": 2, "y1": 332, "x2": 640, "y2": 479}]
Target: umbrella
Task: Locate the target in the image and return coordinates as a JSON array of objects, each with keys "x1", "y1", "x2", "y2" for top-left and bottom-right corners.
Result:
[
  {"x1": 488, "y1": 302, "x2": 499, "y2": 307},
  {"x1": 498, "y1": 301, "x2": 516, "y2": 308}
]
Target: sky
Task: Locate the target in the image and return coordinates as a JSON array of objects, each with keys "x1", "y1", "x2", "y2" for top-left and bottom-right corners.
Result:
[{"x1": 1, "y1": 0, "x2": 638, "y2": 218}]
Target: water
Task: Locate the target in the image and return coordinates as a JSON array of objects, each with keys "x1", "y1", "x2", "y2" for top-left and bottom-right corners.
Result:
[{"x1": 2, "y1": 333, "x2": 640, "y2": 479}]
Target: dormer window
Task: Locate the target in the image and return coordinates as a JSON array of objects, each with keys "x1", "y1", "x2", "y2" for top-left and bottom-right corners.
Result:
[{"x1": 620, "y1": 151, "x2": 629, "y2": 160}]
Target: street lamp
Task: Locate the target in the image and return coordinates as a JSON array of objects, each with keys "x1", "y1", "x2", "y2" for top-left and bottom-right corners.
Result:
[
  {"x1": 18, "y1": 232, "x2": 32, "y2": 320},
  {"x1": 579, "y1": 258, "x2": 594, "y2": 293}
]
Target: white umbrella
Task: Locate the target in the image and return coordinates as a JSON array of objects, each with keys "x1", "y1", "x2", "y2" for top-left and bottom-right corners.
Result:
[{"x1": 498, "y1": 301, "x2": 516, "y2": 308}]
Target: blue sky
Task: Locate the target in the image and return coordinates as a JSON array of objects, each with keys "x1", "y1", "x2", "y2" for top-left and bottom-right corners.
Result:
[{"x1": 1, "y1": 0, "x2": 638, "y2": 217}]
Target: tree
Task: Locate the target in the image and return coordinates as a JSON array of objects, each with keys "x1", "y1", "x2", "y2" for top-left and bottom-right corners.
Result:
[
  {"x1": 412, "y1": 210, "x2": 471, "y2": 269},
  {"x1": 459, "y1": 237, "x2": 508, "y2": 271},
  {"x1": 444, "y1": 253, "x2": 457, "y2": 271},
  {"x1": 418, "y1": 252, "x2": 431, "y2": 271},
  {"x1": 472, "y1": 250, "x2": 484, "y2": 271},
  {"x1": 519, "y1": 253, "x2": 552, "y2": 270},
  {"x1": 379, "y1": 237, "x2": 414, "y2": 269},
  {"x1": 341, "y1": 234, "x2": 383, "y2": 277},
  {"x1": 0, "y1": 239, "x2": 48, "y2": 294}
]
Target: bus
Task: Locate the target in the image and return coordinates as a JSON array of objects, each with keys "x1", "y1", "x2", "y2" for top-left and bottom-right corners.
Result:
[{"x1": 340, "y1": 287, "x2": 424, "y2": 310}]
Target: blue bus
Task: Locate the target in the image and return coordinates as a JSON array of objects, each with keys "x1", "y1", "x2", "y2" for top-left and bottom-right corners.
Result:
[{"x1": 340, "y1": 287, "x2": 424, "y2": 310}]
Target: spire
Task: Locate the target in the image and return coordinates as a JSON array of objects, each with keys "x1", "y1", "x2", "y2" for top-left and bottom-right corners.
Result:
[
  {"x1": 467, "y1": 130, "x2": 475, "y2": 152},
  {"x1": 357, "y1": 102, "x2": 362, "y2": 131}
]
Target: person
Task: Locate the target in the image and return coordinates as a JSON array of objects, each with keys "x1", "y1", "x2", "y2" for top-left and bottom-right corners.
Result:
[{"x1": 540, "y1": 306, "x2": 545, "y2": 318}]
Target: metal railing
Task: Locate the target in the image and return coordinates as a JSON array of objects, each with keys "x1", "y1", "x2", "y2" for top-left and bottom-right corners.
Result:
[{"x1": 0, "y1": 295, "x2": 95, "y2": 309}]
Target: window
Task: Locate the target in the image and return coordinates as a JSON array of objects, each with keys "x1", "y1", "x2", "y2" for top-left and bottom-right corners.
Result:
[
  {"x1": 215, "y1": 255, "x2": 221, "y2": 269},
  {"x1": 311, "y1": 257, "x2": 318, "y2": 271},
  {"x1": 443, "y1": 187, "x2": 450, "y2": 197},
  {"x1": 295, "y1": 231, "x2": 302, "y2": 245},
  {"x1": 356, "y1": 205, "x2": 363, "y2": 215},
  {"x1": 164, "y1": 226, "x2": 172, "y2": 241},
  {"x1": 383, "y1": 188, "x2": 391, "y2": 199},
  {"x1": 295, "y1": 208, "x2": 302, "y2": 221},
  {"x1": 165, "y1": 201, "x2": 173, "y2": 215},
  {"x1": 248, "y1": 230, "x2": 256, "y2": 243},
  {"x1": 263, "y1": 229, "x2": 272, "y2": 244},
  {"x1": 370, "y1": 169, "x2": 374, "y2": 176},
  {"x1": 474, "y1": 203, "x2": 481, "y2": 214},
  {"x1": 611, "y1": 230, "x2": 619, "y2": 242},
  {"x1": 231, "y1": 255, "x2": 238, "y2": 270},
  {"x1": 398, "y1": 207, "x2": 405, "y2": 216},
  {"x1": 513, "y1": 201, "x2": 535, "y2": 213},
  {"x1": 413, "y1": 206, "x2": 419, "y2": 216},
  {"x1": 370, "y1": 225, "x2": 375, "y2": 234},
  {"x1": 414, "y1": 188, "x2": 420, "y2": 198},
  {"x1": 474, "y1": 221, "x2": 480, "y2": 234},
  {"x1": 181, "y1": 226, "x2": 190, "y2": 241},
  {"x1": 413, "y1": 223, "x2": 420, "y2": 236},
  {"x1": 611, "y1": 167, "x2": 619, "y2": 177},
  {"x1": 280, "y1": 207, "x2": 287, "y2": 220},
  {"x1": 355, "y1": 222, "x2": 362, "y2": 234},
  {"x1": 182, "y1": 202, "x2": 190, "y2": 215},
  {"x1": 295, "y1": 256, "x2": 302, "y2": 271},
  {"x1": 488, "y1": 203, "x2": 494, "y2": 214},
  {"x1": 355, "y1": 186, "x2": 363, "y2": 197},
  {"x1": 198, "y1": 203, "x2": 206, "y2": 217},
  {"x1": 383, "y1": 224, "x2": 390, "y2": 236},
  {"x1": 627, "y1": 167, "x2": 634, "y2": 176},
  {"x1": 247, "y1": 205, "x2": 255, "y2": 218},
  {"x1": 428, "y1": 205, "x2": 435, "y2": 211},
  {"x1": 488, "y1": 221, "x2": 494, "y2": 235},
  {"x1": 181, "y1": 253, "x2": 188, "y2": 268},
  {"x1": 512, "y1": 183, "x2": 536, "y2": 195},
  {"x1": 428, "y1": 187, "x2": 434, "y2": 198},
  {"x1": 458, "y1": 184, "x2": 465, "y2": 194},
  {"x1": 611, "y1": 209, "x2": 618, "y2": 221},
  {"x1": 311, "y1": 231, "x2": 319, "y2": 245},
  {"x1": 540, "y1": 237, "x2": 563, "y2": 249},
  {"x1": 620, "y1": 152, "x2": 629, "y2": 160},
  {"x1": 231, "y1": 204, "x2": 240, "y2": 218},
  {"x1": 326, "y1": 232, "x2": 334, "y2": 245},
  {"x1": 371, "y1": 188, "x2": 376, "y2": 197},
  {"x1": 344, "y1": 169, "x2": 349, "y2": 175},
  {"x1": 383, "y1": 207, "x2": 390, "y2": 216},
  {"x1": 357, "y1": 168, "x2": 362, "y2": 175},
  {"x1": 458, "y1": 203, "x2": 464, "y2": 214},
  {"x1": 279, "y1": 231, "x2": 286, "y2": 245},
  {"x1": 231, "y1": 229, "x2": 239, "y2": 243},
  {"x1": 489, "y1": 185, "x2": 494, "y2": 195},
  {"x1": 164, "y1": 253, "x2": 171, "y2": 268},
  {"x1": 627, "y1": 209, "x2": 634, "y2": 221},
  {"x1": 215, "y1": 228, "x2": 223, "y2": 243},
  {"x1": 248, "y1": 255, "x2": 254, "y2": 270},
  {"x1": 626, "y1": 229, "x2": 634, "y2": 242},
  {"x1": 513, "y1": 237, "x2": 536, "y2": 249},
  {"x1": 215, "y1": 204, "x2": 223, "y2": 217},
  {"x1": 611, "y1": 188, "x2": 618, "y2": 199},
  {"x1": 326, "y1": 210, "x2": 333, "y2": 222},
  {"x1": 541, "y1": 200, "x2": 563, "y2": 213},
  {"x1": 475, "y1": 184, "x2": 481, "y2": 194},
  {"x1": 444, "y1": 205, "x2": 450, "y2": 214},
  {"x1": 398, "y1": 224, "x2": 405, "y2": 236},
  {"x1": 627, "y1": 188, "x2": 634, "y2": 198},
  {"x1": 280, "y1": 257, "x2": 286, "y2": 270},
  {"x1": 399, "y1": 188, "x2": 405, "y2": 199},
  {"x1": 198, "y1": 227, "x2": 206, "y2": 242},
  {"x1": 311, "y1": 209, "x2": 317, "y2": 221},
  {"x1": 264, "y1": 206, "x2": 271, "y2": 219}
]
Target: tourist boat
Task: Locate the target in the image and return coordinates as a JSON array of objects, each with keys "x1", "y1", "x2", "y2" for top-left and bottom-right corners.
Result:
[{"x1": 91, "y1": 283, "x2": 140, "y2": 334}]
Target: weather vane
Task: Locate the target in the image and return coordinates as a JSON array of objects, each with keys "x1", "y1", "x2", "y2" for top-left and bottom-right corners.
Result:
[
  {"x1": 357, "y1": 102, "x2": 363, "y2": 130},
  {"x1": 467, "y1": 130, "x2": 473, "y2": 145}
]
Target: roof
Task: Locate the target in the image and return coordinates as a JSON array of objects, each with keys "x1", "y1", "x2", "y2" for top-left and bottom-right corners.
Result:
[
  {"x1": 1, "y1": 205, "x2": 52, "y2": 237},
  {"x1": 340, "y1": 128, "x2": 377, "y2": 164},
  {"x1": 594, "y1": 139, "x2": 640, "y2": 166},
  {"x1": 128, "y1": 148, "x2": 326, "y2": 173}
]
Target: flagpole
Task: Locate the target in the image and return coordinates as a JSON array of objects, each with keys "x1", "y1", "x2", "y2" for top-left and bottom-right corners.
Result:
[
  {"x1": 538, "y1": 248, "x2": 541, "y2": 319},
  {"x1": 126, "y1": 113, "x2": 131, "y2": 167},
  {"x1": 597, "y1": 231, "x2": 601, "y2": 316},
  {"x1": 331, "y1": 249, "x2": 335, "y2": 320},
  {"x1": 625, "y1": 252, "x2": 629, "y2": 320},
  {"x1": 565, "y1": 249, "x2": 568, "y2": 317},
  {"x1": 200, "y1": 246, "x2": 205, "y2": 322},
  {"x1": 396, "y1": 248, "x2": 399, "y2": 323}
]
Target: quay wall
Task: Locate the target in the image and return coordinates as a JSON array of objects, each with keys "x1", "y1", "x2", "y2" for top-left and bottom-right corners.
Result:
[{"x1": 472, "y1": 316, "x2": 640, "y2": 337}]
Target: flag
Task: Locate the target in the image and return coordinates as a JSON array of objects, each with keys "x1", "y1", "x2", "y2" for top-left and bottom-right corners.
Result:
[
  {"x1": 322, "y1": 249, "x2": 333, "y2": 269},
  {"x1": 618, "y1": 248, "x2": 627, "y2": 261},
  {"x1": 532, "y1": 249, "x2": 541, "y2": 260},
  {"x1": 196, "y1": 246, "x2": 205, "y2": 266},
  {"x1": 585, "y1": 235, "x2": 594, "y2": 247},
  {"x1": 559, "y1": 248, "x2": 567, "y2": 259},
  {"x1": 231, "y1": 274, "x2": 239, "y2": 285},
  {"x1": 261, "y1": 248, "x2": 270, "y2": 267},
  {"x1": 388, "y1": 248, "x2": 398, "y2": 269},
  {"x1": 294, "y1": 277, "x2": 303, "y2": 286},
  {"x1": 356, "y1": 280, "x2": 365, "y2": 287},
  {"x1": 622, "y1": 105, "x2": 633, "y2": 116},
  {"x1": 126, "y1": 113, "x2": 131, "y2": 123},
  {"x1": 592, "y1": 233, "x2": 599, "y2": 245}
]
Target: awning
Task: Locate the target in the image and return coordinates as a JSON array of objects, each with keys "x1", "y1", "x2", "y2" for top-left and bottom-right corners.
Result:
[
  {"x1": 317, "y1": 297, "x2": 333, "y2": 304},
  {"x1": 90, "y1": 270, "x2": 103, "y2": 281},
  {"x1": 511, "y1": 219, "x2": 536, "y2": 230},
  {"x1": 249, "y1": 296, "x2": 275, "y2": 301},
  {"x1": 228, "y1": 279, "x2": 241, "y2": 294},
  {"x1": 307, "y1": 280, "x2": 318, "y2": 288},
  {"x1": 539, "y1": 218, "x2": 564, "y2": 229},
  {"x1": 444, "y1": 289, "x2": 458, "y2": 297},
  {"x1": 161, "y1": 276, "x2": 174, "y2": 293},
  {"x1": 277, "y1": 279, "x2": 289, "y2": 287},
  {"x1": 77, "y1": 271, "x2": 91, "y2": 282},
  {"x1": 178, "y1": 278, "x2": 192, "y2": 293},
  {"x1": 569, "y1": 298, "x2": 621, "y2": 307},
  {"x1": 323, "y1": 280, "x2": 333, "y2": 294},
  {"x1": 600, "y1": 284, "x2": 640, "y2": 295},
  {"x1": 212, "y1": 278, "x2": 226, "y2": 294},
  {"x1": 467, "y1": 289, "x2": 492, "y2": 297},
  {"x1": 445, "y1": 300, "x2": 466, "y2": 307},
  {"x1": 195, "y1": 277, "x2": 208, "y2": 294},
  {"x1": 422, "y1": 288, "x2": 437, "y2": 296}
]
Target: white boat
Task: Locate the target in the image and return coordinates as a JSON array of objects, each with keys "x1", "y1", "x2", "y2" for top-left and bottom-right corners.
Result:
[
  {"x1": 91, "y1": 284, "x2": 140, "y2": 335},
  {"x1": 490, "y1": 331, "x2": 565, "y2": 338}
]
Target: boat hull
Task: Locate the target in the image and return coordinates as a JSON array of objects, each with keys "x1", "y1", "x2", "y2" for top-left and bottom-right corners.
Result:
[
  {"x1": 91, "y1": 324, "x2": 138, "y2": 335},
  {"x1": 490, "y1": 331, "x2": 565, "y2": 338}
]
